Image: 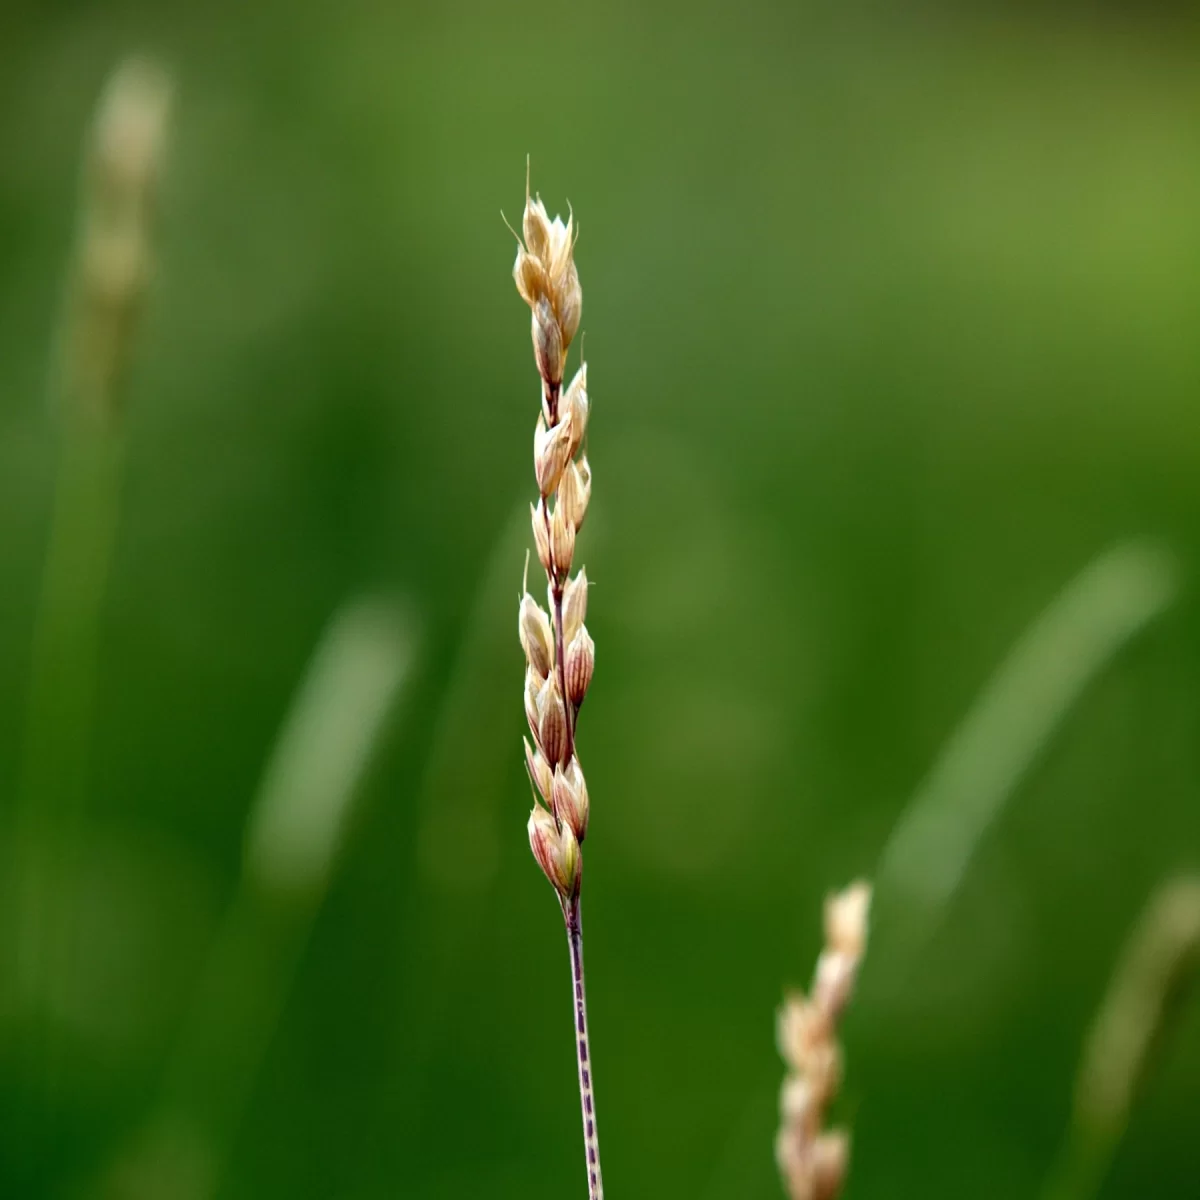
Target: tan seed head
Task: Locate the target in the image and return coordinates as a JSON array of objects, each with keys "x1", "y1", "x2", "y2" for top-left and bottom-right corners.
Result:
[
  {"x1": 556, "y1": 257, "x2": 582, "y2": 348},
  {"x1": 531, "y1": 501, "x2": 552, "y2": 573},
  {"x1": 532, "y1": 297, "x2": 563, "y2": 385},
  {"x1": 519, "y1": 592, "x2": 555, "y2": 679},
  {"x1": 562, "y1": 363, "x2": 589, "y2": 452},
  {"x1": 545, "y1": 210, "x2": 574, "y2": 290},
  {"x1": 810, "y1": 1132, "x2": 849, "y2": 1200},
  {"x1": 513, "y1": 246, "x2": 550, "y2": 309},
  {"x1": 562, "y1": 568, "x2": 589, "y2": 645},
  {"x1": 524, "y1": 737, "x2": 554, "y2": 804},
  {"x1": 812, "y1": 950, "x2": 858, "y2": 1022},
  {"x1": 522, "y1": 193, "x2": 552, "y2": 262},
  {"x1": 779, "y1": 1077, "x2": 818, "y2": 1135},
  {"x1": 564, "y1": 625, "x2": 595, "y2": 707},
  {"x1": 825, "y1": 882, "x2": 871, "y2": 959},
  {"x1": 550, "y1": 502, "x2": 576, "y2": 575},
  {"x1": 534, "y1": 411, "x2": 574, "y2": 497},
  {"x1": 528, "y1": 804, "x2": 581, "y2": 900},
  {"x1": 536, "y1": 673, "x2": 569, "y2": 767},
  {"x1": 552, "y1": 757, "x2": 590, "y2": 843},
  {"x1": 524, "y1": 666, "x2": 542, "y2": 742},
  {"x1": 558, "y1": 460, "x2": 589, "y2": 531}
]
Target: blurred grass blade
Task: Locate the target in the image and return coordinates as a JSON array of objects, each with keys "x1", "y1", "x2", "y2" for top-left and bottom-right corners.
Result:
[
  {"x1": 1043, "y1": 875, "x2": 1200, "y2": 1200},
  {"x1": 394, "y1": 502, "x2": 530, "y2": 1133},
  {"x1": 878, "y1": 542, "x2": 1177, "y2": 934},
  {"x1": 244, "y1": 596, "x2": 416, "y2": 898},
  {"x1": 102, "y1": 596, "x2": 419, "y2": 1200}
]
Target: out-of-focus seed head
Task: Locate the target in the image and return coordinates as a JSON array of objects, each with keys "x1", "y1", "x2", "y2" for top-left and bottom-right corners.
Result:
[
  {"x1": 776, "y1": 880, "x2": 870, "y2": 1200},
  {"x1": 66, "y1": 57, "x2": 173, "y2": 426},
  {"x1": 779, "y1": 1077, "x2": 818, "y2": 1136},
  {"x1": 532, "y1": 297, "x2": 563, "y2": 385},
  {"x1": 524, "y1": 737, "x2": 554, "y2": 804},
  {"x1": 810, "y1": 1132, "x2": 849, "y2": 1200},
  {"x1": 813, "y1": 950, "x2": 858, "y2": 1022},
  {"x1": 562, "y1": 568, "x2": 588, "y2": 645},
  {"x1": 550, "y1": 502, "x2": 576, "y2": 576},
  {"x1": 537, "y1": 673, "x2": 568, "y2": 767},
  {"x1": 91, "y1": 59, "x2": 172, "y2": 211},
  {"x1": 804, "y1": 1042, "x2": 842, "y2": 1108},
  {"x1": 531, "y1": 501, "x2": 552, "y2": 573},
  {"x1": 564, "y1": 624, "x2": 595, "y2": 707},
  {"x1": 777, "y1": 995, "x2": 824, "y2": 1074},
  {"x1": 774, "y1": 1127, "x2": 800, "y2": 1194},
  {"x1": 552, "y1": 757, "x2": 590, "y2": 842},
  {"x1": 519, "y1": 592, "x2": 555, "y2": 679},
  {"x1": 80, "y1": 232, "x2": 145, "y2": 311},
  {"x1": 561, "y1": 363, "x2": 589, "y2": 453},
  {"x1": 825, "y1": 882, "x2": 871, "y2": 960},
  {"x1": 534, "y1": 411, "x2": 574, "y2": 497},
  {"x1": 528, "y1": 805, "x2": 581, "y2": 900},
  {"x1": 1076, "y1": 875, "x2": 1200, "y2": 1139}
]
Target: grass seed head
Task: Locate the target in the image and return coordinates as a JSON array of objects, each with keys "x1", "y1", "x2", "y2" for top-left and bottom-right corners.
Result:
[
  {"x1": 532, "y1": 297, "x2": 564, "y2": 386},
  {"x1": 519, "y1": 593, "x2": 555, "y2": 679},
  {"x1": 777, "y1": 883, "x2": 871, "y2": 1200},
  {"x1": 534, "y1": 411, "x2": 574, "y2": 496},
  {"x1": 562, "y1": 364, "x2": 589, "y2": 450},
  {"x1": 549, "y1": 502, "x2": 576, "y2": 575},
  {"x1": 562, "y1": 569, "x2": 589, "y2": 644},
  {"x1": 553, "y1": 758, "x2": 590, "y2": 843},
  {"x1": 564, "y1": 626, "x2": 595, "y2": 707},
  {"x1": 528, "y1": 804, "x2": 581, "y2": 900},
  {"x1": 524, "y1": 737, "x2": 554, "y2": 804},
  {"x1": 558, "y1": 460, "x2": 589, "y2": 530},
  {"x1": 536, "y1": 673, "x2": 569, "y2": 767},
  {"x1": 531, "y1": 501, "x2": 553, "y2": 573}
]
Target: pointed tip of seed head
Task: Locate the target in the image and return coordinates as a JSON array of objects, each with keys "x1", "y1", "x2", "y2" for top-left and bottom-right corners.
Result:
[{"x1": 825, "y1": 881, "x2": 872, "y2": 959}]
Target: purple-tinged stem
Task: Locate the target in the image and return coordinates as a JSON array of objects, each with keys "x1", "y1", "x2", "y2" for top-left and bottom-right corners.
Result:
[{"x1": 566, "y1": 897, "x2": 604, "y2": 1200}]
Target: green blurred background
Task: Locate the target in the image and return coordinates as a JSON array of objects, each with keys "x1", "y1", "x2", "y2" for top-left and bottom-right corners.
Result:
[{"x1": 2, "y1": 1, "x2": 1200, "y2": 1196}]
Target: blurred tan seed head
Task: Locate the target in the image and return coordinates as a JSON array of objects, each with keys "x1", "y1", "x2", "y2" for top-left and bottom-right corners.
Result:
[{"x1": 776, "y1": 882, "x2": 871, "y2": 1200}]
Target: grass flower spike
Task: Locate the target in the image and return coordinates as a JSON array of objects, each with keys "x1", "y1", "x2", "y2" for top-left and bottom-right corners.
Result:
[
  {"x1": 512, "y1": 170, "x2": 603, "y2": 1200},
  {"x1": 776, "y1": 882, "x2": 871, "y2": 1200}
]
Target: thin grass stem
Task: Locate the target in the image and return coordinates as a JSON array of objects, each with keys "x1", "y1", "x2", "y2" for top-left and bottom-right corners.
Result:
[
  {"x1": 12, "y1": 419, "x2": 124, "y2": 1161},
  {"x1": 566, "y1": 897, "x2": 604, "y2": 1200}
]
